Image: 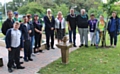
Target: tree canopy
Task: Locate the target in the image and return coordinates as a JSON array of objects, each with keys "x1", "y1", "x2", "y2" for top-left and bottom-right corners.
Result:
[{"x1": 0, "y1": 0, "x2": 120, "y2": 18}]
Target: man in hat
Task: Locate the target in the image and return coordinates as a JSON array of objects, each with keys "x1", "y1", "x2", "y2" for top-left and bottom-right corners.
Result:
[{"x1": 14, "y1": 11, "x2": 20, "y2": 22}]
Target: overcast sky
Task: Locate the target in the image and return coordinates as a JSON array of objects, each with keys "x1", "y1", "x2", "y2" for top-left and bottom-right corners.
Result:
[{"x1": 0, "y1": 0, "x2": 13, "y2": 5}]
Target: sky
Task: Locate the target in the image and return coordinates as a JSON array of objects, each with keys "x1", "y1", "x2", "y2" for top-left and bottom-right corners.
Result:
[{"x1": 0, "y1": 0, "x2": 13, "y2": 5}]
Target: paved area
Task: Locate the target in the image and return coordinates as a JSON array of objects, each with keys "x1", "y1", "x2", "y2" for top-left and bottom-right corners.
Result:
[{"x1": 0, "y1": 34, "x2": 90, "y2": 74}]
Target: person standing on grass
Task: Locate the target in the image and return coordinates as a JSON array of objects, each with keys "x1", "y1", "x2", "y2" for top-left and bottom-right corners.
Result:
[
  {"x1": 88, "y1": 13, "x2": 98, "y2": 46},
  {"x1": 5, "y1": 21, "x2": 25, "y2": 73},
  {"x1": 33, "y1": 14, "x2": 43, "y2": 53},
  {"x1": 66, "y1": 8, "x2": 77, "y2": 47},
  {"x1": 108, "y1": 11, "x2": 119, "y2": 48},
  {"x1": 55, "y1": 11, "x2": 66, "y2": 44},
  {"x1": 20, "y1": 16, "x2": 33, "y2": 62},
  {"x1": 77, "y1": 9, "x2": 89, "y2": 47},
  {"x1": 96, "y1": 15, "x2": 106, "y2": 48},
  {"x1": 2, "y1": 10, "x2": 14, "y2": 35},
  {"x1": 44, "y1": 9, "x2": 55, "y2": 50}
]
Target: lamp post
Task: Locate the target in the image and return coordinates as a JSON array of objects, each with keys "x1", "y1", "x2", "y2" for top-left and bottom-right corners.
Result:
[{"x1": 4, "y1": 0, "x2": 7, "y2": 19}]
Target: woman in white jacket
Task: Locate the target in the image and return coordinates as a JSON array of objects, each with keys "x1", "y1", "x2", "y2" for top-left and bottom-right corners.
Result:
[{"x1": 55, "y1": 11, "x2": 66, "y2": 43}]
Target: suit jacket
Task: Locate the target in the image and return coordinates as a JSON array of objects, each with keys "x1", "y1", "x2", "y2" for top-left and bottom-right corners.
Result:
[
  {"x1": 44, "y1": 15, "x2": 55, "y2": 31},
  {"x1": 20, "y1": 23, "x2": 32, "y2": 41},
  {"x1": 28, "y1": 21, "x2": 34, "y2": 37}
]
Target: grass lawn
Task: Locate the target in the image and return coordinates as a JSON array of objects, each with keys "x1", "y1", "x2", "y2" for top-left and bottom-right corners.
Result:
[
  {"x1": 0, "y1": 22, "x2": 2, "y2": 29},
  {"x1": 0, "y1": 33, "x2": 4, "y2": 38},
  {"x1": 39, "y1": 35, "x2": 120, "y2": 74}
]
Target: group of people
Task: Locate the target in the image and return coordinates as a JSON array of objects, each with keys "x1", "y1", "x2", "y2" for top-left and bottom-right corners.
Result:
[
  {"x1": 2, "y1": 11, "x2": 44, "y2": 73},
  {"x1": 88, "y1": 11, "x2": 120, "y2": 48},
  {"x1": 67, "y1": 9, "x2": 120, "y2": 48},
  {"x1": 1, "y1": 8, "x2": 120, "y2": 73}
]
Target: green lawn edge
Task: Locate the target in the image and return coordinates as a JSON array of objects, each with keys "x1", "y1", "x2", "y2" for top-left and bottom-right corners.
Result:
[{"x1": 39, "y1": 36, "x2": 120, "y2": 74}]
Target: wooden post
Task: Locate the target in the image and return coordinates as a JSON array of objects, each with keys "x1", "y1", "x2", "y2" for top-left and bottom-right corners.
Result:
[
  {"x1": 56, "y1": 44, "x2": 72, "y2": 64},
  {"x1": 56, "y1": 36, "x2": 72, "y2": 64},
  {"x1": 61, "y1": 47, "x2": 69, "y2": 64}
]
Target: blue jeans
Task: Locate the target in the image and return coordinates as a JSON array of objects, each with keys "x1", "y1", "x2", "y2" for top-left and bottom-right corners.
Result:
[
  {"x1": 96, "y1": 31, "x2": 100, "y2": 45},
  {"x1": 69, "y1": 29, "x2": 76, "y2": 45}
]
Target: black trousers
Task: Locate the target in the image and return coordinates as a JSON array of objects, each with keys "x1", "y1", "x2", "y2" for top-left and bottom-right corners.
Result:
[
  {"x1": 109, "y1": 31, "x2": 117, "y2": 45},
  {"x1": 24, "y1": 40, "x2": 32, "y2": 60},
  {"x1": 7, "y1": 47, "x2": 20, "y2": 68},
  {"x1": 45, "y1": 30, "x2": 54, "y2": 48},
  {"x1": 35, "y1": 34, "x2": 42, "y2": 49}
]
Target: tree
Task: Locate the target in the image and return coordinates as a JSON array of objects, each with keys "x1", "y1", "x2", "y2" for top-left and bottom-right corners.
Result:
[
  {"x1": 102, "y1": 0, "x2": 120, "y2": 17},
  {"x1": 52, "y1": 4, "x2": 69, "y2": 17},
  {"x1": 54, "y1": 0, "x2": 102, "y2": 12},
  {"x1": 111, "y1": 5, "x2": 120, "y2": 16},
  {"x1": 18, "y1": 2, "x2": 45, "y2": 16}
]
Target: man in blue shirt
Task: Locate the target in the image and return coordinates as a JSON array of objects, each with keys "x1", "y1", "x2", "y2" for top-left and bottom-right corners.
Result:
[{"x1": 108, "y1": 11, "x2": 119, "y2": 47}]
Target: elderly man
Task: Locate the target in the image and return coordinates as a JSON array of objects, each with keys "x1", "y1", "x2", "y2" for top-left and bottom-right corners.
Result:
[
  {"x1": 44, "y1": 9, "x2": 55, "y2": 50},
  {"x1": 77, "y1": 9, "x2": 89, "y2": 47},
  {"x1": 66, "y1": 8, "x2": 77, "y2": 47}
]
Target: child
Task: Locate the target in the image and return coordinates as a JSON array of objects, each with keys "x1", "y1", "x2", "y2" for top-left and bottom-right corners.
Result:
[{"x1": 5, "y1": 21, "x2": 25, "y2": 73}]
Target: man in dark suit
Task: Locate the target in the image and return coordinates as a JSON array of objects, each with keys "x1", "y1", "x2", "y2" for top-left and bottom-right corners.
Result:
[
  {"x1": 44, "y1": 9, "x2": 55, "y2": 50},
  {"x1": 20, "y1": 16, "x2": 33, "y2": 62}
]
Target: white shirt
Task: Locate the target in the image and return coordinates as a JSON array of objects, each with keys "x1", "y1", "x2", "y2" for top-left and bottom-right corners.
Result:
[
  {"x1": 55, "y1": 18, "x2": 66, "y2": 29},
  {"x1": 24, "y1": 23, "x2": 28, "y2": 27},
  {"x1": 11, "y1": 29, "x2": 22, "y2": 48}
]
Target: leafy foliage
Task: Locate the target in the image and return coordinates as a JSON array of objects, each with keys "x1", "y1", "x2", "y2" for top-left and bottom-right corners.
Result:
[
  {"x1": 18, "y1": 2, "x2": 45, "y2": 15},
  {"x1": 52, "y1": 4, "x2": 69, "y2": 17},
  {"x1": 102, "y1": 0, "x2": 120, "y2": 17}
]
